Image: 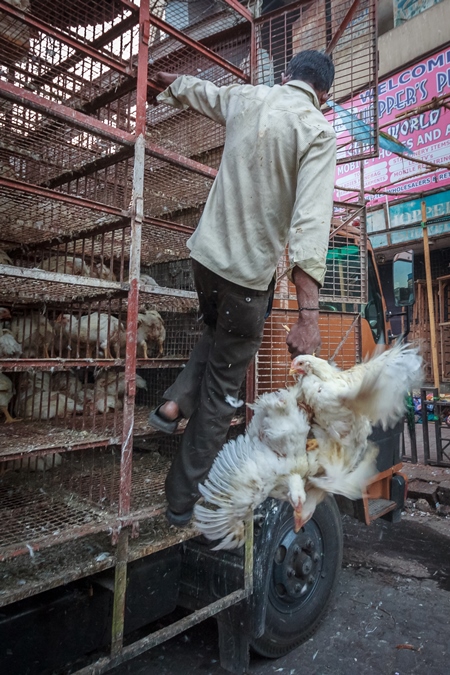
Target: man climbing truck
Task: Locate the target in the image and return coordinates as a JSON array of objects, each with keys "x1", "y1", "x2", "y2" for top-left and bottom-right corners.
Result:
[{"x1": 148, "y1": 50, "x2": 337, "y2": 529}]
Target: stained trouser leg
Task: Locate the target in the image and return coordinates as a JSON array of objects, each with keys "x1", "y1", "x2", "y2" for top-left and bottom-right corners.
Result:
[
  {"x1": 160, "y1": 260, "x2": 217, "y2": 419},
  {"x1": 165, "y1": 285, "x2": 269, "y2": 513},
  {"x1": 162, "y1": 325, "x2": 214, "y2": 419}
]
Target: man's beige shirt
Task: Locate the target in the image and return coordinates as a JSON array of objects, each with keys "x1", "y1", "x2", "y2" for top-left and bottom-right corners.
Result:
[{"x1": 157, "y1": 75, "x2": 336, "y2": 290}]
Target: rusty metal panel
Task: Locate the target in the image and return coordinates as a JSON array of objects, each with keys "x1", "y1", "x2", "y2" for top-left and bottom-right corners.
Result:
[
  {"x1": 253, "y1": 0, "x2": 378, "y2": 162},
  {"x1": 255, "y1": 308, "x2": 361, "y2": 396}
]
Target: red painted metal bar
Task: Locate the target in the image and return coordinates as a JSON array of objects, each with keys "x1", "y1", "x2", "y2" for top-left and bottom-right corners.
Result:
[
  {"x1": 222, "y1": 0, "x2": 253, "y2": 22},
  {"x1": 118, "y1": 0, "x2": 139, "y2": 13},
  {"x1": 120, "y1": 0, "x2": 250, "y2": 79},
  {"x1": 0, "y1": 80, "x2": 135, "y2": 146},
  {"x1": 0, "y1": 0, "x2": 134, "y2": 77},
  {"x1": 145, "y1": 141, "x2": 218, "y2": 179},
  {"x1": 118, "y1": 2, "x2": 149, "y2": 521},
  {"x1": 0, "y1": 177, "x2": 129, "y2": 218},
  {"x1": 325, "y1": 0, "x2": 362, "y2": 54},
  {"x1": 0, "y1": 520, "x2": 118, "y2": 563},
  {"x1": 139, "y1": 284, "x2": 196, "y2": 299},
  {"x1": 0, "y1": 83, "x2": 219, "y2": 181},
  {"x1": 250, "y1": 19, "x2": 257, "y2": 86},
  {"x1": 146, "y1": 13, "x2": 250, "y2": 82},
  {"x1": 144, "y1": 215, "x2": 194, "y2": 235}
]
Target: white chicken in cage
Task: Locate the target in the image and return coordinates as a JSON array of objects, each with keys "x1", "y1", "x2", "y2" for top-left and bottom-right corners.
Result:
[
  {"x1": 93, "y1": 262, "x2": 117, "y2": 281},
  {"x1": 93, "y1": 371, "x2": 147, "y2": 412},
  {"x1": 51, "y1": 371, "x2": 93, "y2": 405},
  {"x1": 0, "y1": 372, "x2": 17, "y2": 423},
  {"x1": 0, "y1": 329, "x2": 22, "y2": 358},
  {"x1": 140, "y1": 274, "x2": 159, "y2": 286},
  {"x1": 14, "y1": 371, "x2": 84, "y2": 420},
  {"x1": 94, "y1": 370, "x2": 147, "y2": 398},
  {"x1": 55, "y1": 313, "x2": 126, "y2": 359},
  {"x1": 39, "y1": 256, "x2": 91, "y2": 277},
  {"x1": 0, "y1": 249, "x2": 13, "y2": 266},
  {"x1": 137, "y1": 309, "x2": 166, "y2": 358},
  {"x1": 10, "y1": 314, "x2": 55, "y2": 358},
  {"x1": 22, "y1": 390, "x2": 84, "y2": 420}
]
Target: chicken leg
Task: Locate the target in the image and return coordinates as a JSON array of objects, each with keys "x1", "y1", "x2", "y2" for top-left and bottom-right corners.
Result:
[
  {"x1": 1, "y1": 406, "x2": 21, "y2": 423},
  {"x1": 103, "y1": 344, "x2": 113, "y2": 359},
  {"x1": 141, "y1": 340, "x2": 148, "y2": 359}
]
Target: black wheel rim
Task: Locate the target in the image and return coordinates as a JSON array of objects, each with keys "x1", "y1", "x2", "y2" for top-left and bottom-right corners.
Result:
[{"x1": 269, "y1": 516, "x2": 324, "y2": 614}]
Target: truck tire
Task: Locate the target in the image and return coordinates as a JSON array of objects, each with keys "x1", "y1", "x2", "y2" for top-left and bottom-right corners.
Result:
[{"x1": 250, "y1": 495, "x2": 343, "y2": 658}]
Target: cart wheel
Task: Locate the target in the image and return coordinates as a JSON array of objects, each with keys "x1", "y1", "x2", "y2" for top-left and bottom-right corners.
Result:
[{"x1": 250, "y1": 495, "x2": 343, "y2": 658}]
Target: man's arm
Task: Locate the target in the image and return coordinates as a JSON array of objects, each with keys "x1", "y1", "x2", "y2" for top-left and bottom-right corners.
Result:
[
  {"x1": 154, "y1": 71, "x2": 242, "y2": 125},
  {"x1": 286, "y1": 130, "x2": 336, "y2": 357},
  {"x1": 286, "y1": 266, "x2": 321, "y2": 356},
  {"x1": 153, "y1": 72, "x2": 180, "y2": 89}
]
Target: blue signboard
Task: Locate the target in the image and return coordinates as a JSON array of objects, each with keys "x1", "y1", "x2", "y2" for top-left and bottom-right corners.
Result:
[
  {"x1": 389, "y1": 189, "x2": 450, "y2": 228},
  {"x1": 368, "y1": 189, "x2": 450, "y2": 248}
]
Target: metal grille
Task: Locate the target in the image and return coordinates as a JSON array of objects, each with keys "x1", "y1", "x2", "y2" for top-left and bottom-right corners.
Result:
[
  {"x1": 0, "y1": 445, "x2": 173, "y2": 561},
  {"x1": 0, "y1": 478, "x2": 110, "y2": 558},
  {"x1": 254, "y1": 0, "x2": 378, "y2": 163},
  {"x1": 147, "y1": 108, "x2": 225, "y2": 169},
  {"x1": 255, "y1": 308, "x2": 361, "y2": 396},
  {"x1": 275, "y1": 201, "x2": 367, "y2": 305},
  {"x1": 0, "y1": 181, "x2": 126, "y2": 246},
  {"x1": 0, "y1": 0, "x2": 138, "y2": 126},
  {"x1": 322, "y1": 202, "x2": 367, "y2": 303},
  {"x1": 0, "y1": 101, "x2": 133, "y2": 191},
  {"x1": 143, "y1": 153, "x2": 215, "y2": 221}
]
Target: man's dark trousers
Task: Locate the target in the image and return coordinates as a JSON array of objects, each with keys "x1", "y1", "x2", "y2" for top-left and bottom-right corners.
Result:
[{"x1": 164, "y1": 260, "x2": 272, "y2": 514}]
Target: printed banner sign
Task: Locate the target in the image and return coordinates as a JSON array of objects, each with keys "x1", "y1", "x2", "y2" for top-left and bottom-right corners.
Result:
[{"x1": 333, "y1": 46, "x2": 450, "y2": 206}]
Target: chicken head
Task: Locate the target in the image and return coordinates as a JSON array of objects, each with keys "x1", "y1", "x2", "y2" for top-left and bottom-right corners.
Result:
[
  {"x1": 289, "y1": 357, "x2": 314, "y2": 378},
  {"x1": 287, "y1": 473, "x2": 307, "y2": 533},
  {"x1": 0, "y1": 307, "x2": 11, "y2": 321}
]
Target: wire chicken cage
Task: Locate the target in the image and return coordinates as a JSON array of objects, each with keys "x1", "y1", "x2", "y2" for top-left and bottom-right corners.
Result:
[{"x1": 0, "y1": 0, "x2": 378, "y2": 671}]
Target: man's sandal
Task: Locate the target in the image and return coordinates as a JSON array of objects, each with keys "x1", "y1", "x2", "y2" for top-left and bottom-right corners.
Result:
[
  {"x1": 148, "y1": 404, "x2": 182, "y2": 434},
  {"x1": 165, "y1": 507, "x2": 193, "y2": 528}
]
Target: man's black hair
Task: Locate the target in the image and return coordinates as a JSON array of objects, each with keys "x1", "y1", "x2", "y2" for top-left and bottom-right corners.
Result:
[{"x1": 286, "y1": 50, "x2": 335, "y2": 92}]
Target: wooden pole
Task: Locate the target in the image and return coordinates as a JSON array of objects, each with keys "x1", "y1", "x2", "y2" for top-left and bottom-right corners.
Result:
[{"x1": 421, "y1": 200, "x2": 440, "y2": 391}]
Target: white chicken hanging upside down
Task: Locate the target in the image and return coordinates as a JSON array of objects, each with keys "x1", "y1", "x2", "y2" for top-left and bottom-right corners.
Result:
[{"x1": 194, "y1": 342, "x2": 422, "y2": 549}]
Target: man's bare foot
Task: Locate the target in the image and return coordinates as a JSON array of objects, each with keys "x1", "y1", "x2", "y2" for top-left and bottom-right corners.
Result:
[{"x1": 159, "y1": 400, "x2": 181, "y2": 421}]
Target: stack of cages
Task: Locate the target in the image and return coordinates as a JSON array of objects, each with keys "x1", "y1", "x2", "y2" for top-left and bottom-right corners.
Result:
[
  {"x1": 0, "y1": 0, "x2": 152, "y2": 594},
  {"x1": 253, "y1": 0, "x2": 377, "y2": 396},
  {"x1": 0, "y1": 0, "x2": 252, "y2": 666}
]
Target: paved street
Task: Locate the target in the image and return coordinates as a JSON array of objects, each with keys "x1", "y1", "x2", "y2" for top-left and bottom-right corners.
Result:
[{"x1": 112, "y1": 505, "x2": 450, "y2": 675}]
